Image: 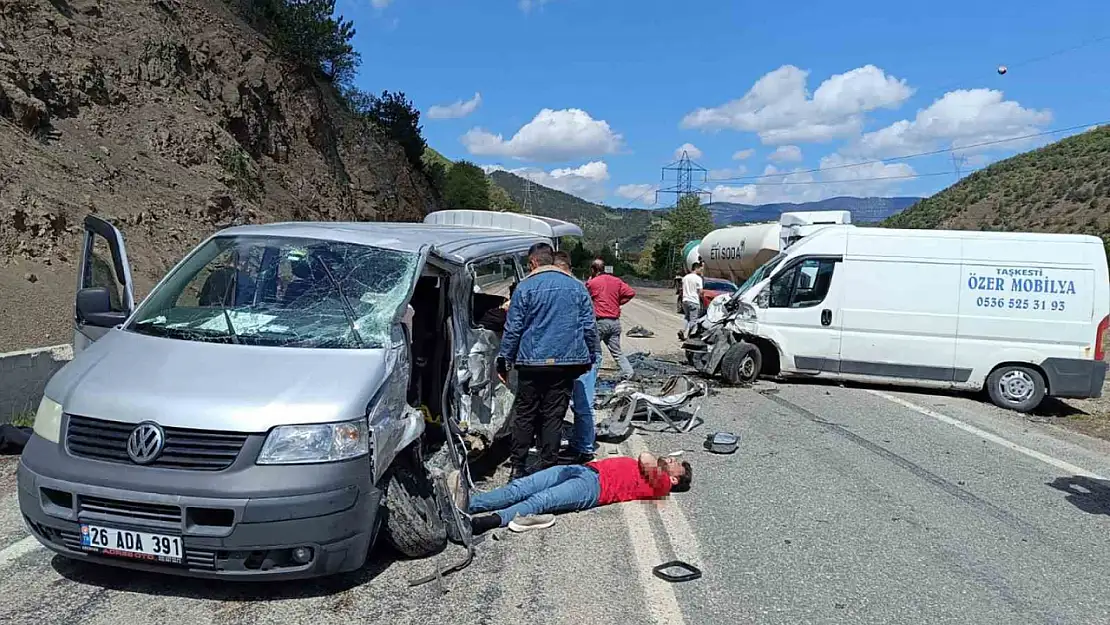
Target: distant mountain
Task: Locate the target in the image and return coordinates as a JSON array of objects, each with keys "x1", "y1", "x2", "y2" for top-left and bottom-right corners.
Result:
[
  {"x1": 707, "y1": 196, "x2": 921, "y2": 225},
  {"x1": 489, "y1": 170, "x2": 663, "y2": 252}
]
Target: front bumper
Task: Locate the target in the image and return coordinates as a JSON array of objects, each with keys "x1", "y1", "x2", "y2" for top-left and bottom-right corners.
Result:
[{"x1": 17, "y1": 434, "x2": 382, "y2": 580}]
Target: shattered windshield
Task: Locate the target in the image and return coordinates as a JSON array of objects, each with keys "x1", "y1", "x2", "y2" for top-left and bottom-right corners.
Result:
[
  {"x1": 736, "y1": 252, "x2": 786, "y2": 296},
  {"x1": 127, "y1": 235, "x2": 418, "y2": 349}
]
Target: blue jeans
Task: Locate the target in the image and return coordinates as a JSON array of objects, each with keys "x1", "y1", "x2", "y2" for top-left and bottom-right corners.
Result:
[
  {"x1": 469, "y1": 465, "x2": 601, "y2": 527},
  {"x1": 570, "y1": 359, "x2": 600, "y2": 454}
]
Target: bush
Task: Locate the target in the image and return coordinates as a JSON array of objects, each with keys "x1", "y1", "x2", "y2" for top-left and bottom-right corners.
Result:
[{"x1": 443, "y1": 161, "x2": 490, "y2": 209}]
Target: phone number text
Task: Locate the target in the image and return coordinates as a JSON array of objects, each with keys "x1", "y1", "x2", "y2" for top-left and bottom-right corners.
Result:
[{"x1": 975, "y1": 296, "x2": 1066, "y2": 311}]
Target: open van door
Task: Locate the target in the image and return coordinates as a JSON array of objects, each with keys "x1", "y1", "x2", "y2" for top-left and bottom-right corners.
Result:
[{"x1": 74, "y1": 215, "x2": 135, "y2": 353}]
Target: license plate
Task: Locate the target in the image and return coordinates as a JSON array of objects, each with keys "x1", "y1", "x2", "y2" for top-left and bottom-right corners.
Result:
[{"x1": 80, "y1": 524, "x2": 182, "y2": 564}]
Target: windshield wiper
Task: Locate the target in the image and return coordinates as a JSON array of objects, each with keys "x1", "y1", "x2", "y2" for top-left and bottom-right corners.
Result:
[
  {"x1": 221, "y1": 308, "x2": 242, "y2": 345},
  {"x1": 314, "y1": 260, "x2": 365, "y2": 347}
]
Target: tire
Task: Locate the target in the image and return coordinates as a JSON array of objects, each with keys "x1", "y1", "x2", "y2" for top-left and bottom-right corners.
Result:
[
  {"x1": 985, "y1": 365, "x2": 1046, "y2": 413},
  {"x1": 720, "y1": 342, "x2": 761, "y2": 385},
  {"x1": 382, "y1": 445, "x2": 448, "y2": 559}
]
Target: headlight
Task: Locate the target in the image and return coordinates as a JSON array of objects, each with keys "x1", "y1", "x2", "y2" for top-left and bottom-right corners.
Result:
[
  {"x1": 256, "y1": 419, "x2": 369, "y2": 465},
  {"x1": 738, "y1": 303, "x2": 758, "y2": 321},
  {"x1": 33, "y1": 396, "x2": 63, "y2": 444}
]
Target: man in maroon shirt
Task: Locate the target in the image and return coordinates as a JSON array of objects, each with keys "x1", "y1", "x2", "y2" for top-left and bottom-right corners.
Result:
[
  {"x1": 585, "y1": 259, "x2": 637, "y2": 380},
  {"x1": 467, "y1": 451, "x2": 692, "y2": 533}
]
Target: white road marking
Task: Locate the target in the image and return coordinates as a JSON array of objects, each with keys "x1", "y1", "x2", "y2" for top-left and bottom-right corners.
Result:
[
  {"x1": 618, "y1": 485, "x2": 689, "y2": 625},
  {"x1": 868, "y1": 390, "x2": 1108, "y2": 480},
  {"x1": 0, "y1": 536, "x2": 42, "y2": 569},
  {"x1": 624, "y1": 434, "x2": 704, "y2": 568}
]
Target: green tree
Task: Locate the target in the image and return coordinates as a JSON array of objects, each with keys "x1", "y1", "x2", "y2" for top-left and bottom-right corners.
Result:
[
  {"x1": 650, "y1": 194, "x2": 714, "y2": 279},
  {"x1": 443, "y1": 161, "x2": 490, "y2": 209},
  {"x1": 352, "y1": 91, "x2": 427, "y2": 172},
  {"x1": 241, "y1": 0, "x2": 358, "y2": 84}
]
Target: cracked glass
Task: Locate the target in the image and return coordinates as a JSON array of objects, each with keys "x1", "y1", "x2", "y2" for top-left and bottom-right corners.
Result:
[{"x1": 126, "y1": 235, "x2": 418, "y2": 349}]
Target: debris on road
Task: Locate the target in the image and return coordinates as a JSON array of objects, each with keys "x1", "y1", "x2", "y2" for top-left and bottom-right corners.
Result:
[
  {"x1": 652, "y1": 560, "x2": 702, "y2": 583},
  {"x1": 0, "y1": 425, "x2": 31, "y2": 454},
  {"x1": 703, "y1": 431, "x2": 739, "y2": 454},
  {"x1": 625, "y1": 325, "x2": 655, "y2": 338}
]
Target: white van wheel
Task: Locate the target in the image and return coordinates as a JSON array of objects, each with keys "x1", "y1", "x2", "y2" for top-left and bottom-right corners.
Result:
[
  {"x1": 382, "y1": 445, "x2": 448, "y2": 558},
  {"x1": 720, "y1": 342, "x2": 761, "y2": 385},
  {"x1": 986, "y1": 365, "x2": 1046, "y2": 413}
]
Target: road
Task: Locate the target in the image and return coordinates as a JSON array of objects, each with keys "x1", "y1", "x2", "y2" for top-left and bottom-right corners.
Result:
[{"x1": 4, "y1": 288, "x2": 1110, "y2": 624}]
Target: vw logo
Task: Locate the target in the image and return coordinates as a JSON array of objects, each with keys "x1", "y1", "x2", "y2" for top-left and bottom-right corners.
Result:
[{"x1": 126, "y1": 422, "x2": 165, "y2": 465}]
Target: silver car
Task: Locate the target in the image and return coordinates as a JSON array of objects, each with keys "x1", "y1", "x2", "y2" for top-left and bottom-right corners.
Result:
[{"x1": 18, "y1": 210, "x2": 582, "y2": 580}]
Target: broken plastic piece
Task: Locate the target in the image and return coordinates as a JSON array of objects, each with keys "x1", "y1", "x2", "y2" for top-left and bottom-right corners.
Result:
[
  {"x1": 652, "y1": 560, "x2": 702, "y2": 583},
  {"x1": 704, "y1": 432, "x2": 739, "y2": 454}
]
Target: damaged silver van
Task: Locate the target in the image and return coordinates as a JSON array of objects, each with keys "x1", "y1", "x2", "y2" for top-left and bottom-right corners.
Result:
[{"x1": 18, "y1": 209, "x2": 581, "y2": 579}]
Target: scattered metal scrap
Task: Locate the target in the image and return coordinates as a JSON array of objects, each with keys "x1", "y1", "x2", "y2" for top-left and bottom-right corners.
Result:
[{"x1": 595, "y1": 374, "x2": 707, "y2": 441}]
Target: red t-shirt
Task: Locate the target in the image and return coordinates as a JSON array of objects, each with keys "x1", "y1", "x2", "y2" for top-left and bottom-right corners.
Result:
[
  {"x1": 586, "y1": 274, "x2": 636, "y2": 320},
  {"x1": 589, "y1": 457, "x2": 672, "y2": 505}
]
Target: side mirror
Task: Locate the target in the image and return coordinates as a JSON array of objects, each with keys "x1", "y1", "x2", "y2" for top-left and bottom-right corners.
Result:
[
  {"x1": 77, "y1": 287, "x2": 127, "y2": 328},
  {"x1": 754, "y1": 288, "x2": 770, "y2": 309}
]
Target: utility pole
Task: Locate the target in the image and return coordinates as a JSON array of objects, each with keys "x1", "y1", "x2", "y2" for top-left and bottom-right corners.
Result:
[
  {"x1": 521, "y1": 177, "x2": 533, "y2": 214},
  {"x1": 655, "y1": 150, "x2": 712, "y2": 207},
  {"x1": 951, "y1": 153, "x2": 968, "y2": 182}
]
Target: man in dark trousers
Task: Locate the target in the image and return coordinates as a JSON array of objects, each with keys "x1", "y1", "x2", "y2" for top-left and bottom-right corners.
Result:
[
  {"x1": 585, "y1": 258, "x2": 637, "y2": 380},
  {"x1": 499, "y1": 242, "x2": 599, "y2": 479}
]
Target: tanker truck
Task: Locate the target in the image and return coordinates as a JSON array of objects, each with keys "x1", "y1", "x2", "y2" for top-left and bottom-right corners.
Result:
[
  {"x1": 673, "y1": 210, "x2": 852, "y2": 311},
  {"x1": 685, "y1": 210, "x2": 852, "y2": 281}
]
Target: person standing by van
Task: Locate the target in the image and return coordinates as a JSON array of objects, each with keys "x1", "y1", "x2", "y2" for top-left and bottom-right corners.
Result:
[
  {"x1": 499, "y1": 243, "x2": 599, "y2": 479},
  {"x1": 680, "y1": 262, "x2": 704, "y2": 338},
  {"x1": 586, "y1": 259, "x2": 637, "y2": 381},
  {"x1": 554, "y1": 251, "x2": 601, "y2": 464}
]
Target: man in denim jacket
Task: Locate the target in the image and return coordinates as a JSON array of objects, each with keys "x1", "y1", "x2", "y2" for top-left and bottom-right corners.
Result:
[{"x1": 498, "y1": 242, "x2": 599, "y2": 479}]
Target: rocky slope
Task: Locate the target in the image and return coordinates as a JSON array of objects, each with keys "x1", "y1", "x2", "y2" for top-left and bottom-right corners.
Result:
[{"x1": 0, "y1": 0, "x2": 438, "y2": 351}]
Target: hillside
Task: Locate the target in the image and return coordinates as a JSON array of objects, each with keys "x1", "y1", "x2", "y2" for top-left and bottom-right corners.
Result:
[
  {"x1": 0, "y1": 0, "x2": 439, "y2": 351},
  {"x1": 489, "y1": 170, "x2": 661, "y2": 252},
  {"x1": 708, "y1": 196, "x2": 920, "y2": 226},
  {"x1": 883, "y1": 126, "x2": 1110, "y2": 243}
]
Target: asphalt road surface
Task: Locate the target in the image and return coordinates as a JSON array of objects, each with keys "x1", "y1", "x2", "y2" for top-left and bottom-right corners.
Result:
[{"x1": 4, "y1": 291, "x2": 1110, "y2": 624}]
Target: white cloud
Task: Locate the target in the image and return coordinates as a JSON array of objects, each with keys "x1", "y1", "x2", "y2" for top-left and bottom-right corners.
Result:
[
  {"x1": 427, "y1": 92, "x2": 482, "y2": 120},
  {"x1": 768, "y1": 145, "x2": 802, "y2": 163},
  {"x1": 674, "y1": 143, "x2": 703, "y2": 160},
  {"x1": 616, "y1": 183, "x2": 659, "y2": 205},
  {"x1": 681, "y1": 64, "x2": 913, "y2": 145},
  {"x1": 461, "y1": 108, "x2": 623, "y2": 162},
  {"x1": 850, "y1": 88, "x2": 1052, "y2": 158},
  {"x1": 371, "y1": 0, "x2": 392, "y2": 8},
  {"x1": 487, "y1": 161, "x2": 611, "y2": 202},
  {"x1": 732, "y1": 149, "x2": 755, "y2": 160},
  {"x1": 709, "y1": 156, "x2": 916, "y2": 204}
]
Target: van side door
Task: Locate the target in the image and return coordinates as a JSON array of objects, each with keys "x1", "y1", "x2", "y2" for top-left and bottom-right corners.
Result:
[
  {"x1": 759, "y1": 256, "x2": 844, "y2": 372},
  {"x1": 74, "y1": 215, "x2": 136, "y2": 353}
]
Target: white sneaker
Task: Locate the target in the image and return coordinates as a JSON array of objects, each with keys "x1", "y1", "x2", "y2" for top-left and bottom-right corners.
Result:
[{"x1": 507, "y1": 514, "x2": 556, "y2": 533}]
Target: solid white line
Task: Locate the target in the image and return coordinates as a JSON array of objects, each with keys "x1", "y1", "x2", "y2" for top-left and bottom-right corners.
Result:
[
  {"x1": 0, "y1": 536, "x2": 42, "y2": 569},
  {"x1": 624, "y1": 435, "x2": 703, "y2": 569},
  {"x1": 868, "y1": 389, "x2": 1108, "y2": 480},
  {"x1": 618, "y1": 488, "x2": 689, "y2": 625}
]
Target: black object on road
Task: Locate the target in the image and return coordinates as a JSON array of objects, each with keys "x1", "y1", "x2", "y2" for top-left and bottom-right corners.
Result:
[
  {"x1": 652, "y1": 560, "x2": 703, "y2": 583},
  {"x1": 0, "y1": 425, "x2": 32, "y2": 454},
  {"x1": 703, "y1": 431, "x2": 739, "y2": 454}
]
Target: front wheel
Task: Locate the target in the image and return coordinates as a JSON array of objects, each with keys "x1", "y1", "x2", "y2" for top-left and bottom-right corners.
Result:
[
  {"x1": 720, "y1": 342, "x2": 761, "y2": 385},
  {"x1": 985, "y1": 365, "x2": 1046, "y2": 413},
  {"x1": 382, "y1": 445, "x2": 448, "y2": 559}
]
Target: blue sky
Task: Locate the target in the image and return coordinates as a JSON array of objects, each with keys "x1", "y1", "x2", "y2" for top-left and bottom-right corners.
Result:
[{"x1": 337, "y1": 0, "x2": 1110, "y2": 207}]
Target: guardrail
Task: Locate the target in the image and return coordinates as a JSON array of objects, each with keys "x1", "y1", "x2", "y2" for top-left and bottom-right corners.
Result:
[{"x1": 1, "y1": 344, "x2": 73, "y2": 424}]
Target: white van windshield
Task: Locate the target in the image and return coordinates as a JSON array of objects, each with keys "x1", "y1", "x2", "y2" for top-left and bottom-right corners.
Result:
[
  {"x1": 127, "y1": 235, "x2": 418, "y2": 349},
  {"x1": 736, "y1": 252, "x2": 787, "y2": 295}
]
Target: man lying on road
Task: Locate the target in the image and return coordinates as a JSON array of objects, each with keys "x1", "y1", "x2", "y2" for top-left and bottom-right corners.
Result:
[{"x1": 465, "y1": 451, "x2": 693, "y2": 533}]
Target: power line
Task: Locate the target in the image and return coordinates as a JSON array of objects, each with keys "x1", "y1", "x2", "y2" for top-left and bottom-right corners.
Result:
[
  {"x1": 706, "y1": 120, "x2": 1106, "y2": 182},
  {"x1": 710, "y1": 170, "x2": 969, "y2": 187}
]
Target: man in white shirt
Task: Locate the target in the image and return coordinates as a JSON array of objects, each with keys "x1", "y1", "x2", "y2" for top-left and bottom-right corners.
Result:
[{"x1": 680, "y1": 262, "x2": 704, "y2": 339}]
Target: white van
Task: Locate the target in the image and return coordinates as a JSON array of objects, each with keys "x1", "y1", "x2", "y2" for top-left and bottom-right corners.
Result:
[{"x1": 689, "y1": 225, "x2": 1109, "y2": 412}]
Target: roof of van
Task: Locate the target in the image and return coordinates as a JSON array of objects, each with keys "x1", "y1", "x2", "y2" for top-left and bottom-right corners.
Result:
[
  {"x1": 214, "y1": 221, "x2": 557, "y2": 263},
  {"x1": 813, "y1": 225, "x2": 1104, "y2": 244}
]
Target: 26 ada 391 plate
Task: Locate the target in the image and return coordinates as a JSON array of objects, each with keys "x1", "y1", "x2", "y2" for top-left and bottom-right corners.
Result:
[{"x1": 80, "y1": 524, "x2": 183, "y2": 564}]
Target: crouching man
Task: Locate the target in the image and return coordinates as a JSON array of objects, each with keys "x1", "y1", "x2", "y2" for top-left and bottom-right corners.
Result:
[{"x1": 467, "y1": 452, "x2": 692, "y2": 533}]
